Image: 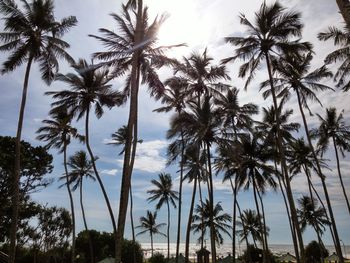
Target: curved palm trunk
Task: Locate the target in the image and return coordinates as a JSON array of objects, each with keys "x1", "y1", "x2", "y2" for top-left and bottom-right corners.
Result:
[
  {"x1": 176, "y1": 132, "x2": 185, "y2": 263},
  {"x1": 9, "y1": 56, "x2": 33, "y2": 263},
  {"x1": 80, "y1": 179, "x2": 94, "y2": 263},
  {"x1": 167, "y1": 201, "x2": 171, "y2": 260},
  {"x1": 265, "y1": 53, "x2": 303, "y2": 262},
  {"x1": 257, "y1": 190, "x2": 270, "y2": 263},
  {"x1": 236, "y1": 201, "x2": 251, "y2": 262},
  {"x1": 295, "y1": 89, "x2": 344, "y2": 262},
  {"x1": 206, "y1": 143, "x2": 216, "y2": 263},
  {"x1": 185, "y1": 177, "x2": 197, "y2": 263},
  {"x1": 63, "y1": 144, "x2": 76, "y2": 263},
  {"x1": 85, "y1": 108, "x2": 117, "y2": 233},
  {"x1": 115, "y1": 3, "x2": 143, "y2": 258},
  {"x1": 332, "y1": 136, "x2": 350, "y2": 214},
  {"x1": 336, "y1": 0, "x2": 350, "y2": 30},
  {"x1": 252, "y1": 179, "x2": 266, "y2": 263}
]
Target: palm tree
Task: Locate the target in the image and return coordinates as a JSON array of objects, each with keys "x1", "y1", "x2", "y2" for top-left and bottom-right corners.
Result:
[
  {"x1": 313, "y1": 107, "x2": 350, "y2": 214},
  {"x1": 237, "y1": 209, "x2": 266, "y2": 248},
  {"x1": 318, "y1": 26, "x2": 350, "y2": 91},
  {"x1": 89, "y1": 4, "x2": 181, "y2": 261},
  {"x1": 224, "y1": 2, "x2": 312, "y2": 260},
  {"x1": 65, "y1": 151, "x2": 95, "y2": 263},
  {"x1": 297, "y1": 195, "x2": 330, "y2": 261},
  {"x1": 335, "y1": 0, "x2": 350, "y2": 30},
  {"x1": 36, "y1": 109, "x2": 82, "y2": 262},
  {"x1": 234, "y1": 134, "x2": 277, "y2": 262},
  {"x1": 0, "y1": 1, "x2": 76, "y2": 260},
  {"x1": 47, "y1": 59, "x2": 123, "y2": 235},
  {"x1": 136, "y1": 210, "x2": 166, "y2": 257},
  {"x1": 154, "y1": 77, "x2": 187, "y2": 263},
  {"x1": 147, "y1": 173, "x2": 179, "y2": 259},
  {"x1": 191, "y1": 200, "x2": 232, "y2": 247}
]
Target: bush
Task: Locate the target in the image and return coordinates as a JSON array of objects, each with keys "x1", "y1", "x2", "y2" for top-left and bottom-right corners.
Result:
[
  {"x1": 148, "y1": 252, "x2": 166, "y2": 263},
  {"x1": 305, "y1": 240, "x2": 329, "y2": 263},
  {"x1": 240, "y1": 245, "x2": 275, "y2": 263}
]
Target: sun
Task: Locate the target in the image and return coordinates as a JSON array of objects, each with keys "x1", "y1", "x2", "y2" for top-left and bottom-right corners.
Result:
[{"x1": 147, "y1": 0, "x2": 210, "y2": 51}]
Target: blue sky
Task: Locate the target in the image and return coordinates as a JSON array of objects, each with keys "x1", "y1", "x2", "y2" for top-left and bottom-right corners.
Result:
[{"x1": 1, "y1": 0, "x2": 350, "y2": 248}]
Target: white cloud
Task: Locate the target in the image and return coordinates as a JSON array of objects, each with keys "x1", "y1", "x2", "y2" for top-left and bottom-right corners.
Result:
[
  {"x1": 101, "y1": 169, "x2": 118, "y2": 176},
  {"x1": 117, "y1": 140, "x2": 168, "y2": 173}
]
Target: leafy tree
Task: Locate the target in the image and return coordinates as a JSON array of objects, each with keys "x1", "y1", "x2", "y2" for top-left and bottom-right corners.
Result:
[
  {"x1": 47, "y1": 59, "x2": 123, "y2": 235},
  {"x1": 0, "y1": 1, "x2": 76, "y2": 260},
  {"x1": 304, "y1": 240, "x2": 329, "y2": 263},
  {"x1": 0, "y1": 136, "x2": 53, "y2": 242},
  {"x1": 136, "y1": 210, "x2": 166, "y2": 257},
  {"x1": 147, "y1": 173, "x2": 178, "y2": 259},
  {"x1": 148, "y1": 252, "x2": 166, "y2": 263}
]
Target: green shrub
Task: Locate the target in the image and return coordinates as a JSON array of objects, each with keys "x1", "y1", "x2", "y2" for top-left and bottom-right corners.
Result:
[
  {"x1": 148, "y1": 252, "x2": 166, "y2": 263},
  {"x1": 305, "y1": 240, "x2": 329, "y2": 263}
]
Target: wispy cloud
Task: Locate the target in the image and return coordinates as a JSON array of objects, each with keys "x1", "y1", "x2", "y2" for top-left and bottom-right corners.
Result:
[{"x1": 101, "y1": 169, "x2": 118, "y2": 176}]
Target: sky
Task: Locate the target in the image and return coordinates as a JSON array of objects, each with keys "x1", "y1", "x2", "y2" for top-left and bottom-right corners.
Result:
[{"x1": 1, "y1": 0, "x2": 350, "y2": 250}]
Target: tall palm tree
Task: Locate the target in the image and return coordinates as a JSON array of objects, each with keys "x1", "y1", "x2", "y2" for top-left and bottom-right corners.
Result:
[
  {"x1": 313, "y1": 107, "x2": 350, "y2": 214},
  {"x1": 191, "y1": 200, "x2": 232, "y2": 247},
  {"x1": 136, "y1": 210, "x2": 166, "y2": 257},
  {"x1": 89, "y1": 4, "x2": 181, "y2": 261},
  {"x1": 154, "y1": 77, "x2": 187, "y2": 263},
  {"x1": 234, "y1": 134, "x2": 277, "y2": 262},
  {"x1": 47, "y1": 59, "x2": 123, "y2": 235},
  {"x1": 147, "y1": 173, "x2": 179, "y2": 259},
  {"x1": 65, "y1": 151, "x2": 95, "y2": 263},
  {"x1": 237, "y1": 209, "x2": 266, "y2": 248},
  {"x1": 0, "y1": 1, "x2": 76, "y2": 261},
  {"x1": 224, "y1": 2, "x2": 311, "y2": 260},
  {"x1": 318, "y1": 26, "x2": 350, "y2": 91},
  {"x1": 36, "y1": 109, "x2": 83, "y2": 262},
  {"x1": 297, "y1": 195, "x2": 330, "y2": 263}
]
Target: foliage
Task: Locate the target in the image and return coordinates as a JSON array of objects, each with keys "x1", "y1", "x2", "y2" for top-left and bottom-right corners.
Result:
[
  {"x1": 148, "y1": 252, "x2": 166, "y2": 263},
  {"x1": 0, "y1": 136, "x2": 53, "y2": 242},
  {"x1": 240, "y1": 245, "x2": 275, "y2": 263},
  {"x1": 75, "y1": 231, "x2": 143, "y2": 263},
  {"x1": 305, "y1": 241, "x2": 329, "y2": 263}
]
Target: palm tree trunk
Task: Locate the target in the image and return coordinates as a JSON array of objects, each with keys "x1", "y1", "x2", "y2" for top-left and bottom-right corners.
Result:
[
  {"x1": 236, "y1": 201, "x2": 251, "y2": 263},
  {"x1": 85, "y1": 108, "x2": 117, "y2": 233},
  {"x1": 198, "y1": 179, "x2": 205, "y2": 250},
  {"x1": 185, "y1": 177, "x2": 197, "y2": 263},
  {"x1": 228, "y1": 177, "x2": 238, "y2": 263},
  {"x1": 80, "y1": 179, "x2": 94, "y2": 263},
  {"x1": 63, "y1": 144, "x2": 76, "y2": 263},
  {"x1": 265, "y1": 53, "x2": 303, "y2": 262},
  {"x1": 151, "y1": 232, "x2": 154, "y2": 257},
  {"x1": 332, "y1": 136, "x2": 350, "y2": 214},
  {"x1": 295, "y1": 88, "x2": 344, "y2": 262},
  {"x1": 206, "y1": 143, "x2": 216, "y2": 263},
  {"x1": 130, "y1": 185, "x2": 136, "y2": 263},
  {"x1": 115, "y1": 5, "x2": 143, "y2": 258},
  {"x1": 257, "y1": 190, "x2": 270, "y2": 263},
  {"x1": 9, "y1": 56, "x2": 33, "y2": 263},
  {"x1": 167, "y1": 201, "x2": 171, "y2": 260},
  {"x1": 336, "y1": 0, "x2": 350, "y2": 30},
  {"x1": 252, "y1": 179, "x2": 266, "y2": 263},
  {"x1": 176, "y1": 131, "x2": 185, "y2": 263},
  {"x1": 275, "y1": 161, "x2": 297, "y2": 249}
]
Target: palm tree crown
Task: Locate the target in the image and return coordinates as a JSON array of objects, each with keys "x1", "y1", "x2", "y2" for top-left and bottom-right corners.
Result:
[{"x1": 0, "y1": 0, "x2": 77, "y2": 82}]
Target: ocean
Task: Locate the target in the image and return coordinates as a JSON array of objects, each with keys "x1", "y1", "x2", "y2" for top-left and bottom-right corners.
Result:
[{"x1": 140, "y1": 243, "x2": 350, "y2": 259}]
